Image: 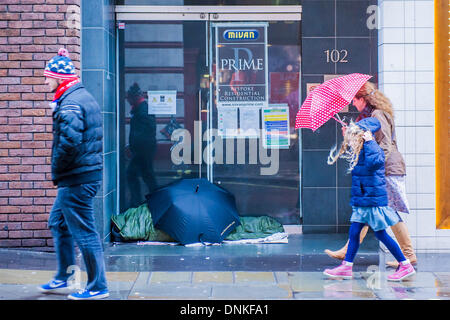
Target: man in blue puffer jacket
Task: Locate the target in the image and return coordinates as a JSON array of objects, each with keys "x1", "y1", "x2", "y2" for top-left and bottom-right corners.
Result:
[{"x1": 38, "y1": 48, "x2": 109, "y2": 300}]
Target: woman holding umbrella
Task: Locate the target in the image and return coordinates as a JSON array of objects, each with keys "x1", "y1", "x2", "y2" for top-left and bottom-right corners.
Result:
[{"x1": 324, "y1": 81, "x2": 417, "y2": 268}]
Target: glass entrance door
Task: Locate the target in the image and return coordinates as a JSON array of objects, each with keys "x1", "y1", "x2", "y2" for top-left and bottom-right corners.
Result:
[
  {"x1": 117, "y1": 17, "x2": 209, "y2": 212},
  {"x1": 116, "y1": 6, "x2": 302, "y2": 224}
]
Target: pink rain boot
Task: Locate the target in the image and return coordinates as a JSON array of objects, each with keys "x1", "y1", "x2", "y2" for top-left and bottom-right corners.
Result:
[
  {"x1": 323, "y1": 261, "x2": 353, "y2": 279},
  {"x1": 387, "y1": 260, "x2": 415, "y2": 281}
]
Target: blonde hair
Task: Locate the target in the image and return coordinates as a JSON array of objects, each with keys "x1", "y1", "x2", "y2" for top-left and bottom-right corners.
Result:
[
  {"x1": 327, "y1": 121, "x2": 365, "y2": 171},
  {"x1": 356, "y1": 82, "x2": 395, "y2": 119}
]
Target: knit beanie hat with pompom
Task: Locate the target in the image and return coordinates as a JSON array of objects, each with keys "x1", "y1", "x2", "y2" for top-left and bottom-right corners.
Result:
[{"x1": 44, "y1": 48, "x2": 77, "y2": 80}]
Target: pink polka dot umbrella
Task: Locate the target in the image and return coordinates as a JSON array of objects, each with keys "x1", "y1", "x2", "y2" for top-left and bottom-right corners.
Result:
[{"x1": 295, "y1": 73, "x2": 373, "y2": 131}]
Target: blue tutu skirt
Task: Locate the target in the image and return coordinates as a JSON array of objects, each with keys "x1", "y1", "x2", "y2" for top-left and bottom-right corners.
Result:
[{"x1": 350, "y1": 206, "x2": 400, "y2": 232}]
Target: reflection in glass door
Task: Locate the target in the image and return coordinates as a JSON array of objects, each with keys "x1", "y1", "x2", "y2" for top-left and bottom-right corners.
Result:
[
  {"x1": 117, "y1": 7, "x2": 302, "y2": 225},
  {"x1": 117, "y1": 19, "x2": 208, "y2": 212}
]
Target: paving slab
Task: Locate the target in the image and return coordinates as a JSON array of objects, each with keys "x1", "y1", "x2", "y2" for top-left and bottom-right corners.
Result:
[
  {"x1": 287, "y1": 272, "x2": 329, "y2": 292},
  {"x1": 129, "y1": 283, "x2": 212, "y2": 300},
  {"x1": 211, "y1": 283, "x2": 292, "y2": 300},
  {"x1": 234, "y1": 272, "x2": 276, "y2": 284},
  {"x1": 193, "y1": 272, "x2": 233, "y2": 284},
  {"x1": 373, "y1": 286, "x2": 450, "y2": 300},
  {"x1": 0, "y1": 269, "x2": 55, "y2": 285},
  {"x1": 293, "y1": 289, "x2": 377, "y2": 300},
  {"x1": 0, "y1": 284, "x2": 67, "y2": 300},
  {"x1": 360, "y1": 271, "x2": 438, "y2": 290},
  {"x1": 434, "y1": 272, "x2": 450, "y2": 286},
  {"x1": 150, "y1": 272, "x2": 192, "y2": 284}
]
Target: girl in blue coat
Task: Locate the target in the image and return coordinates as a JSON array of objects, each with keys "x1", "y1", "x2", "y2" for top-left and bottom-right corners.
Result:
[{"x1": 324, "y1": 117, "x2": 415, "y2": 281}]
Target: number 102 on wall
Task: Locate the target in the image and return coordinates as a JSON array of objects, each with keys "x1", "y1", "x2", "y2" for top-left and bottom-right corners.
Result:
[{"x1": 324, "y1": 49, "x2": 348, "y2": 63}]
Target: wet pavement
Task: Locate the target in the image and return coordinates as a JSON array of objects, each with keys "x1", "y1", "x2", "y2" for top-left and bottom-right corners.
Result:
[{"x1": 0, "y1": 234, "x2": 450, "y2": 300}]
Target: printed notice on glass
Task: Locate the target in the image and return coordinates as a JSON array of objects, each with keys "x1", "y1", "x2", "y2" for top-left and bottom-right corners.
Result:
[
  {"x1": 239, "y1": 107, "x2": 260, "y2": 138},
  {"x1": 214, "y1": 23, "x2": 268, "y2": 109},
  {"x1": 148, "y1": 90, "x2": 177, "y2": 115},
  {"x1": 262, "y1": 104, "x2": 290, "y2": 149},
  {"x1": 218, "y1": 107, "x2": 238, "y2": 137}
]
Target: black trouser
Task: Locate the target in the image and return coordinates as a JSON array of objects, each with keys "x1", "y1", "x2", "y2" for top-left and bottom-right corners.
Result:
[{"x1": 126, "y1": 150, "x2": 157, "y2": 207}]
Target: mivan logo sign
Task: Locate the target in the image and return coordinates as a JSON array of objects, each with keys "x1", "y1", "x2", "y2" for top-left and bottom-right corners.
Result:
[
  {"x1": 223, "y1": 29, "x2": 259, "y2": 41},
  {"x1": 215, "y1": 23, "x2": 268, "y2": 139},
  {"x1": 215, "y1": 23, "x2": 268, "y2": 110}
]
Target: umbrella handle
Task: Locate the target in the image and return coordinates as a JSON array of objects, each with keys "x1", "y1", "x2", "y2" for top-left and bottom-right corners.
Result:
[{"x1": 333, "y1": 114, "x2": 347, "y2": 127}]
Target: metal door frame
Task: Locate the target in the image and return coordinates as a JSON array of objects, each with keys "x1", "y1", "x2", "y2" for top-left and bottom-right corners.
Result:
[{"x1": 115, "y1": 5, "x2": 302, "y2": 21}]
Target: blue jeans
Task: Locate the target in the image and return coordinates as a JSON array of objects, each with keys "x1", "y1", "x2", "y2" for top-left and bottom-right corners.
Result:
[{"x1": 48, "y1": 182, "x2": 108, "y2": 292}]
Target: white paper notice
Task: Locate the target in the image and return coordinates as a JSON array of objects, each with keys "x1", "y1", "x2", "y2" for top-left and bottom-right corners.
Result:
[
  {"x1": 148, "y1": 90, "x2": 177, "y2": 115},
  {"x1": 239, "y1": 107, "x2": 260, "y2": 137},
  {"x1": 218, "y1": 107, "x2": 238, "y2": 137}
]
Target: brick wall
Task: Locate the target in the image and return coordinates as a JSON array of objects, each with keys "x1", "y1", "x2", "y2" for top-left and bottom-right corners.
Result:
[{"x1": 0, "y1": 0, "x2": 81, "y2": 250}]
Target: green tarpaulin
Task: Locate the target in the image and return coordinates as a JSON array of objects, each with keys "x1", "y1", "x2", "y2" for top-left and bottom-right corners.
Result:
[
  {"x1": 111, "y1": 204, "x2": 174, "y2": 242},
  {"x1": 111, "y1": 204, "x2": 285, "y2": 243},
  {"x1": 224, "y1": 216, "x2": 285, "y2": 240}
]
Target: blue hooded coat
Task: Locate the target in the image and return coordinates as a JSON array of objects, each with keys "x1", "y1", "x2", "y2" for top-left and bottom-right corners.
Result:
[{"x1": 350, "y1": 117, "x2": 389, "y2": 207}]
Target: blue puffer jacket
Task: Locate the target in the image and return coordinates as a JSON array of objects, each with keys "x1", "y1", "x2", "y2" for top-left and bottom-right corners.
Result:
[
  {"x1": 51, "y1": 83, "x2": 103, "y2": 186},
  {"x1": 350, "y1": 117, "x2": 388, "y2": 207}
]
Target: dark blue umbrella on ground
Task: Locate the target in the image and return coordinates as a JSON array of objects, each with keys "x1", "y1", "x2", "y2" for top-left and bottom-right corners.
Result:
[{"x1": 146, "y1": 178, "x2": 241, "y2": 245}]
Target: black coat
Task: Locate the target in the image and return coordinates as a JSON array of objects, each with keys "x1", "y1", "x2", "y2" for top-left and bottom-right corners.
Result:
[
  {"x1": 129, "y1": 100, "x2": 156, "y2": 155},
  {"x1": 51, "y1": 83, "x2": 103, "y2": 186}
]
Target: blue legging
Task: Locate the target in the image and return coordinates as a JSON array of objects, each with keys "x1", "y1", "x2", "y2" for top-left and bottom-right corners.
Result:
[{"x1": 344, "y1": 222, "x2": 406, "y2": 263}]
